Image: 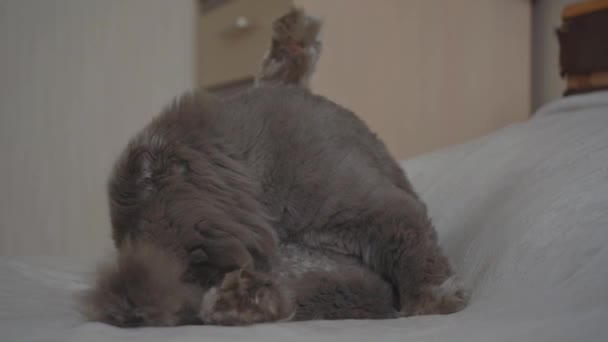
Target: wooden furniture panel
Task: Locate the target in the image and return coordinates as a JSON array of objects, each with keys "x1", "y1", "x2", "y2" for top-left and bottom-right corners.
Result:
[
  {"x1": 198, "y1": 0, "x2": 291, "y2": 88},
  {"x1": 198, "y1": 0, "x2": 532, "y2": 159},
  {"x1": 295, "y1": 0, "x2": 532, "y2": 159}
]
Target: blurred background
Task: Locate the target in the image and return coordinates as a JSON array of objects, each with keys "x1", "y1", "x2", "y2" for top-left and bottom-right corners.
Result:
[{"x1": 0, "y1": 0, "x2": 584, "y2": 261}]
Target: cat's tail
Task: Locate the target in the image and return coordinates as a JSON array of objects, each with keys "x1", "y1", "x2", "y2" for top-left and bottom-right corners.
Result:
[
  {"x1": 255, "y1": 7, "x2": 322, "y2": 88},
  {"x1": 78, "y1": 240, "x2": 202, "y2": 327}
]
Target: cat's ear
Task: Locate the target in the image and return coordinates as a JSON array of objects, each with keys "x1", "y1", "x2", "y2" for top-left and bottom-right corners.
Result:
[
  {"x1": 117, "y1": 140, "x2": 190, "y2": 202},
  {"x1": 129, "y1": 149, "x2": 157, "y2": 200},
  {"x1": 139, "y1": 151, "x2": 154, "y2": 180}
]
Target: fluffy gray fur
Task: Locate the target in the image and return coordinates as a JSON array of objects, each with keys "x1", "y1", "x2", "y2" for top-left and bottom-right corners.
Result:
[
  {"x1": 81, "y1": 8, "x2": 466, "y2": 327},
  {"x1": 274, "y1": 245, "x2": 398, "y2": 321},
  {"x1": 80, "y1": 240, "x2": 203, "y2": 327},
  {"x1": 255, "y1": 7, "x2": 322, "y2": 87}
]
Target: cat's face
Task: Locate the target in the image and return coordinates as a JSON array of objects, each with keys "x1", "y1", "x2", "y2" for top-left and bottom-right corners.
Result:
[{"x1": 199, "y1": 268, "x2": 294, "y2": 325}]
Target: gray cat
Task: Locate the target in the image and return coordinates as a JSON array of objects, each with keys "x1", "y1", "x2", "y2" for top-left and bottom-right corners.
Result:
[
  {"x1": 82, "y1": 84, "x2": 466, "y2": 326},
  {"x1": 80, "y1": 8, "x2": 466, "y2": 327}
]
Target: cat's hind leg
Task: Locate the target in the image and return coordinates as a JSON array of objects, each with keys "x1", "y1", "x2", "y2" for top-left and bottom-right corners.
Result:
[
  {"x1": 303, "y1": 189, "x2": 468, "y2": 316},
  {"x1": 289, "y1": 269, "x2": 398, "y2": 321}
]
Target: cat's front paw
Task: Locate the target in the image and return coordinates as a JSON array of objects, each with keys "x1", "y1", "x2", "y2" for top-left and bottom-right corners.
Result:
[{"x1": 199, "y1": 269, "x2": 294, "y2": 325}]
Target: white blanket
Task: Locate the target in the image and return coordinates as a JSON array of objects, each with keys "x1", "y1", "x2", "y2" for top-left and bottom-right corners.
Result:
[{"x1": 2, "y1": 92, "x2": 608, "y2": 342}]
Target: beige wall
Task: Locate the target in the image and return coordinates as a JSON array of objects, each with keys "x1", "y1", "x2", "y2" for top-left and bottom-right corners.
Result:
[
  {"x1": 296, "y1": 0, "x2": 531, "y2": 159},
  {"x1": 532, "y1": 0, "x2": 583, "y2": 110},
  {"x1": 0, "y1": 0, "x2": 542, "y2": 258},
  {"x1": 0, "y1": 0, "x2": 196, "y2": 260}
]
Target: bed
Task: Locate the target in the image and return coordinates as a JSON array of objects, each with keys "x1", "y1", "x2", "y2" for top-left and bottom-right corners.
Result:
[{"x1": 2, "y1": 91, "x2": 608, "y2": 342}]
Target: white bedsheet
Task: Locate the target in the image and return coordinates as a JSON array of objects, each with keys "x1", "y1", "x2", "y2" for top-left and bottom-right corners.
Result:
[{"x1": 2, "y1": 91, "x2": 608, "y2": 342}]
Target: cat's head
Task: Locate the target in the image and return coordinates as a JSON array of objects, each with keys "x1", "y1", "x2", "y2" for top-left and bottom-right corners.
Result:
[{"x1": 107, "y1": 93, "x2": 278, "y2": 285}]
